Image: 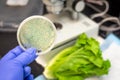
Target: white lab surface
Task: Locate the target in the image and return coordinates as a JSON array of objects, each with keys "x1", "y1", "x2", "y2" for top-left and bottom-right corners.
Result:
[{"x1": 100, "y1": 42, "x2": 120, "y2": 80}]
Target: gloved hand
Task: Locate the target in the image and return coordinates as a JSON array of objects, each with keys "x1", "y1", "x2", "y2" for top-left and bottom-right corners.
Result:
[{"x1": 0, "y1": 46, "x2": 37, "y2": 80}]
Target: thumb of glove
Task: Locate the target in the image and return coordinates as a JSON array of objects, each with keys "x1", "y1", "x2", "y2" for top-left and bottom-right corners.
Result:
[{"x1": 14, "y1": 48, "x2": 37, "y2": 66}]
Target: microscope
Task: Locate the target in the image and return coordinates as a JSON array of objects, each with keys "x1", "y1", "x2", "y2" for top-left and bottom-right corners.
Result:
[
  {"x1": 36, "y1": 0, "x2": 99, "y2": 67},
  {"x1": 42, "y1": 0, "x2": 85, "y2": 20}
]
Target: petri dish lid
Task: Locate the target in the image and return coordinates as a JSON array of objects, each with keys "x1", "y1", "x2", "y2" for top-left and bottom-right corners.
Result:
[{"x1": 17, "y1": 15, "x2": 57, "y2": 55}]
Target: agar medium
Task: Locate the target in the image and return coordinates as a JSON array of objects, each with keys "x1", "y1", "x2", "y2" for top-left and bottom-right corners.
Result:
[{"x1": 17, "y1": 16, "x2": 57, "y2": 55}]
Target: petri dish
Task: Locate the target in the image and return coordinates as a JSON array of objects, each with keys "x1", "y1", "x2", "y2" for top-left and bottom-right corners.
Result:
[{"x1": 17, "y1": 15, "x2": 57, "y2": 55}]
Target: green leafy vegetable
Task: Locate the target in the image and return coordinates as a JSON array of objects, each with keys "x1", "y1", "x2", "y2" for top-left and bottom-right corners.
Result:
[{"x1": 44, "y1": 33, "x2": 111, "y2": 80}]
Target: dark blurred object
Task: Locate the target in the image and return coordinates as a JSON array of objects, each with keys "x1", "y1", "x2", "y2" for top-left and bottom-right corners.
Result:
[
  {"x1": 0, "y1": 0, "x2": 44, "y2": 77},
  {"x1": 0, "y1": 31, "x2": 17, "y2": 56},
  {"x1": 0, "y1": 0, "x2": 44, "y2": 25},
  {"x1": 113, "y1": 29, "x2": 120, "y2": 38},
  {"x1": 83, "y1": 1, "x2": 120, "y2": 39},
  {"x1": 106, "y1": 0, "x2": 120, "y2": 38},
  {"x1": 107, "y1": 0, "x2": 120, "y2": 17},
  {"x1": 29, "y1": 61, "x2": 44, "y2": 77}
]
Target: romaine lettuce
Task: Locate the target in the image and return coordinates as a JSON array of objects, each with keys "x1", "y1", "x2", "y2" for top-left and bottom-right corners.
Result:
[{"x1": 44, "y1": 33, "x2": 111, "y2": 80}]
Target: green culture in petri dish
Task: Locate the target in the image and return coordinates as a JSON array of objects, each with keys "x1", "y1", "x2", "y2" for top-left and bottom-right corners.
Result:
[{"x1": 18, "y1": 16, "x2": 56, "y2": 54}]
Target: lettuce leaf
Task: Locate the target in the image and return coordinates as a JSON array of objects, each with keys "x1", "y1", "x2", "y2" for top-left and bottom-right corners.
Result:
[{"x1": 44, "y1": 33, "x2": 111, "y2": 80}]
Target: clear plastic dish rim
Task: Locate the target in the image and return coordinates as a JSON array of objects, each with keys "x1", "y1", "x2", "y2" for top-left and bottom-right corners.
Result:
[{"x1": 17, "y1": 15, "x2": 57, "y2": 55}]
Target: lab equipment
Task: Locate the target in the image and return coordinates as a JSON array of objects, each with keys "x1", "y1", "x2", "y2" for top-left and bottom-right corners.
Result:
[
  {"x1": 42, "y1": 0, "x2": 85, "y2": 20},
  {"x1": 86, "y1": 0, "x2": 120, "y2": 38},
  {"x1": 0, "y1": 46, "x2": 37, "y2": 80},
  {"x1": 17, "y1": 16, "x2": 57, "y2": 55}
]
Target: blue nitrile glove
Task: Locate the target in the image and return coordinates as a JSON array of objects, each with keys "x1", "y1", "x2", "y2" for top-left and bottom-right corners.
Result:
[{"x1": 0, "y1": 46, "x2": 37, "y2": 80}]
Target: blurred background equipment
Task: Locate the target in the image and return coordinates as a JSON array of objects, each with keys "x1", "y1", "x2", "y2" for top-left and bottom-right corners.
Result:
[
  {"x1": 42, "y1": 0, "x2": 85, "y2": 20},
  {"x1": 107, "y1": 0, "x2": 120, "y2": 17},
  {"x1": 85, "y1": 0, "x2": 120, "y2": 38},
  {"x1": 107, "y1": 0, "x2": 120, "y2": 38}
]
